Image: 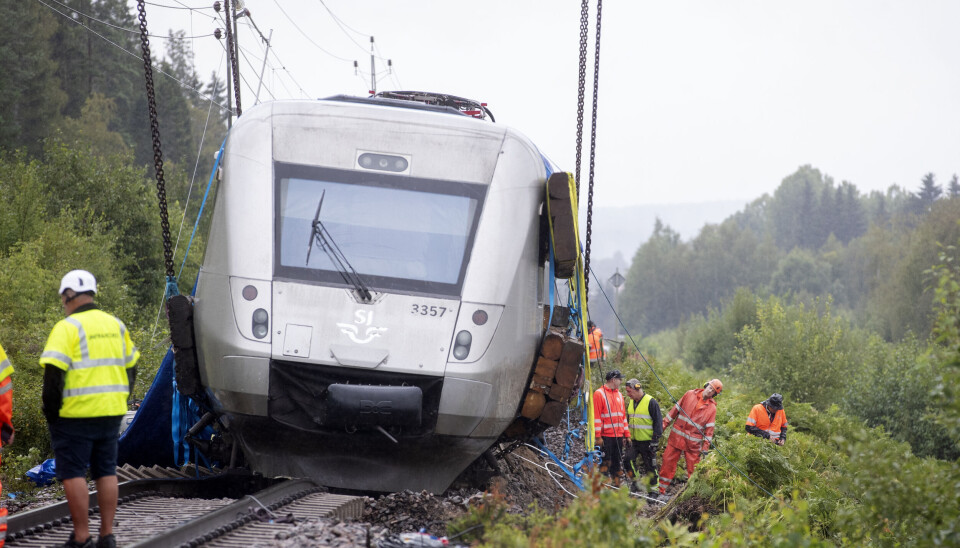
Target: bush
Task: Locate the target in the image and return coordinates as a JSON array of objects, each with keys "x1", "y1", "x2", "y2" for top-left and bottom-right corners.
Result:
[{"x1": 733, "y1": 296, "x2": 861, "y2": 409}]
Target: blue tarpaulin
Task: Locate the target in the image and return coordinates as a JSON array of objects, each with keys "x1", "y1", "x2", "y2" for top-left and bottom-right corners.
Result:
[{"x1": 116, "y1": 347, "x2": 176, "y2": 468}]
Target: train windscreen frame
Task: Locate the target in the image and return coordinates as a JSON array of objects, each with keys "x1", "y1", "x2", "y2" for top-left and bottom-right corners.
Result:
[{"x1": 274, "y1": 162, "x2": 487, "y2": 296}]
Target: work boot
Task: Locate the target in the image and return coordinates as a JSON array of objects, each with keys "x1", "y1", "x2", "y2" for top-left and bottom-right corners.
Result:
[
  {"x1": 97, "y1": 534, "x2": 117, "y2": 548},
  {"x1": 60, "y1": 533, "x2": 95, "y2": 548}
]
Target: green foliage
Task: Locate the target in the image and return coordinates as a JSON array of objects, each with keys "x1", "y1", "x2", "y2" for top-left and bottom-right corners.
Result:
[
  {"x1": 928, "y1": 234, "x2": 960, "y2": 442},
  {"x1": 57, "y1": 93, "x2": 130, "y2": 158},
  {"x1": 733, "y1": 296, "x2": 860, "y2": 408},
  {"x1": 683, "y1": 287, "x2": 759, "y2": 372},
  {"x1": 699, "y1": 499, "x2": 836, "y2": 548},
  {"x1": 834, "y1": 429, "x2": 960, "y2": 546},
  {"x1": 769, "y1": 248, "x2": 831, "y2": 300},
  {"x1": 842, "y1": 334, "x2": 958, "y2": 459},
  {"x1": 450, "y1": 479, "x2": 667, "y2": 547}
]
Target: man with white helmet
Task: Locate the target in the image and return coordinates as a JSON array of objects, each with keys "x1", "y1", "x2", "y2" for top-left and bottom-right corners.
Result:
[{"x1": 40, "y1": 270, "x2": 139, "y2": 548}]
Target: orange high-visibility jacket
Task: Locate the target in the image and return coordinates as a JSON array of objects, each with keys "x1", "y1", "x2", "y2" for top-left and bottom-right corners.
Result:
[
  {"x1": 664, "y1": 388, "x2": 716, "y2": 452},
  {"x1": 593, "y1": 384, "x2": 629, "y2": 439},
  {"x1": 0, "y1": 343, "x2": 13, "y2": 446},
  {"x1": 746, "y1": 404, "x2": 788, "y2": 440},
  {"x1": 588, "y1": 328, "x2": 604, "y2": 361}
]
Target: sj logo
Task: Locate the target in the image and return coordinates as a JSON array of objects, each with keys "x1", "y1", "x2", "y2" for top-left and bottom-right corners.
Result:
[{"x1": 337, "y1": 310, "x2": 387, "y2": 344}]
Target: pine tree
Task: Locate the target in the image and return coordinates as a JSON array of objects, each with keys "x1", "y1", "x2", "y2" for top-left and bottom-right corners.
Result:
[
  {"x1": 0, "y1": 2, "x2": 66, "y2": 154},
  {"x1": 948, "y1": 174, "x2": 960, "y2": 198},
  {"x1": 917, "y1": 172, "x2": 942, "y2": 213}
]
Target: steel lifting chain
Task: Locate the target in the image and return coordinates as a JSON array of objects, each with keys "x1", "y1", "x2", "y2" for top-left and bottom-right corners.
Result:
[
  {"x1": 584, "y1": 0, "x2": 603, "y2": 298},
  {"x1": 136, "y1": 1, "x2": 175, "y2": 280},
  {"x1": 574, "y1": 0, "x2": 589, "y2": 198},
  {"x1": 224, "y1": 0, "x2": 242, "y2": 116}
]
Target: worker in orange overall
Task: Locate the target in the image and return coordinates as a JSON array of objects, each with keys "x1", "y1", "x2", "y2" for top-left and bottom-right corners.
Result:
[
  {"x1": 593, "y1": 369, "x2": 629, "y2": 482},
  {"x1": 587, "y1": 321, "x2": 604, "y2": 366},
  {"x1": 658, "y1": 379, "x2": 722, "y2": 498},
  {"x1": 0, "y1": 342, "x2": 15, "y2": 547},
  {"x1": 746, "y1": 393, "x2": 788, "y2": 445}
]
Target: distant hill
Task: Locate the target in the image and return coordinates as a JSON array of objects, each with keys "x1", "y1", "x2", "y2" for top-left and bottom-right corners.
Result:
[{"x1": 583, "y1": 200, "x2": 749, "y2": 261}]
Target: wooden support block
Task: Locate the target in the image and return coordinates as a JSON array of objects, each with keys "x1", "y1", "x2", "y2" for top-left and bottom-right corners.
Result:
[
  {"x1": 548, "y1": 172, "x2": 578, "y2": 279},
  {"x1": 549, "y1": 306, "x2": 570, "y2": 329},
  {"x1": 504, "y1": 419, "x2": 528, "y2": 438},
  {"x1": 534, "y1": 356, "x2": 559, "y2": 379},
  {"x1": 548, "y1": 384, "x2": 574, "y2": 402},
  {"x1": 538, "y1": 401, "x2": 565, "y2": 426},
  {"x1": 532, "y1": 373, "x2": 554, "y2": 388},
  {"x1": 520, "y1": 392, "x2": 546, "y2": 419},
  {"x1": 555, "y1": 339, "x2": 584, "y2": 387},
  {"x1": 540, "y1": 329, "x2": 565, "y2": 361}
]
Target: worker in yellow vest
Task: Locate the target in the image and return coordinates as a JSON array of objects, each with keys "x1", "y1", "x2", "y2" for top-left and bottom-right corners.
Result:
[
  {"x1": 40, "y1": 270, "x2": 139, "y2": 548},
  {"x1": 623, "y1": 378, "x2": 662, "y2": 495},
  {"x1": 587, "y1": 321, "x2": 604, "y2": 366},
  {"x1": 0, "y1": 342, "x2": 15, "y2": 547}
]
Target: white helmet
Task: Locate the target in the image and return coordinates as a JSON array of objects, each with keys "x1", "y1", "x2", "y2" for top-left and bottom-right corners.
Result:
[{"x1": 59, "y1": 270, "x2": 97, "y2": 295}]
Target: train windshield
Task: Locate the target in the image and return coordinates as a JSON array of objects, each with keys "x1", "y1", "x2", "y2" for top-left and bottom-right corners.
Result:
[{"x1": 275, "y1": 163, "x2": 486, "y2": 296}]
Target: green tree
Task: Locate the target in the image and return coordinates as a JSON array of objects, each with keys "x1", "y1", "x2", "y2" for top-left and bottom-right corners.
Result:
[
  {"x1": 0, "y1": 2, "x2": 66, "y2": 154},
  {"x1": 58, "y1": 93, "x2": 130, "y2": 157},
  {"x1": 733, "y1": 296, "x2": 859, "y2": 408},
  {"x1": 947, "y1": 174, "x2": 960, "y2": 198},
  {"x1": 768, "y1": 248, "x2": 831, "y2": 300},
  {"x1": 916, "y1": 173, "x2": 943, "y2": 215},
  {"x1": 621, "y1": 219, "x2": 690, "y2": 334},
  {"x1": 769, "y1": 166, "x2": 827, "y2": 251},
  {"x1": 928, "y1": 232, "x2": 960, "y2": 442}
]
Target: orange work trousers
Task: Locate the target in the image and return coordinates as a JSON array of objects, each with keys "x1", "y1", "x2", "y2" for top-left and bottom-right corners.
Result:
[{"x1": 658, "y1": 443, "x2": 701, "y2": 494}]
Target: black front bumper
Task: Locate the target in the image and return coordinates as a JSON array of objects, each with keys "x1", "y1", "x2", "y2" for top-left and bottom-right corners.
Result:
[{"x1": 268, "y1": 360, "x2": 442, "y2": 435}]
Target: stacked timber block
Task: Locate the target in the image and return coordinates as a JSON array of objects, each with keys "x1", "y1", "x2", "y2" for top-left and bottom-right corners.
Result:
[
  {"x1": 518, "y1": 327, "x2": 584, "y2": 427},
  {"x1": 547, "y1": 172, "x2": 578, "y2": 279}
]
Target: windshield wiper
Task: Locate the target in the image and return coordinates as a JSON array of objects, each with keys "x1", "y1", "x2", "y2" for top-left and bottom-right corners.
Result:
[{"x1": 306, "y1": 191, "x2": 373, "y2": 303}]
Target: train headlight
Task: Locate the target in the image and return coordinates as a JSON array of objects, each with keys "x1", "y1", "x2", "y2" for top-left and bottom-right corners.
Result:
[
  {"x1": 252, "y1": 308, "x2": 269, "y2": 339},
  {"x1": 356, "y1": 152, "x2": 410, "y2": 173},
  {"x1": 453, "y1": 330, "x2": 472, "y2": 360}
]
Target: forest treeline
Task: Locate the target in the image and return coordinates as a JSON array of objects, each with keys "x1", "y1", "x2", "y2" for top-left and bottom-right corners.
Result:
[
  {"x1": 0, "y1": 1, "x2": 217, "y2": 457},
  {"x1": 0, "y1": 0, "x2": 227, "y2": 168},
  {"x1": 616, "y1": 165, "x2": 960, "y2": 341}
]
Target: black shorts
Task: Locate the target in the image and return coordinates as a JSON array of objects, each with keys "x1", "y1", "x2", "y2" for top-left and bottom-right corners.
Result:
[{"x1": 49, "y1": 416, "x2": 123, "y2": 480}]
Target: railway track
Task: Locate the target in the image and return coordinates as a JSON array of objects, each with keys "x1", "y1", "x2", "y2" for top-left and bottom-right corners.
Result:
[{"x1": 6, "y1": 470, "x2": 365, "y2": 547}]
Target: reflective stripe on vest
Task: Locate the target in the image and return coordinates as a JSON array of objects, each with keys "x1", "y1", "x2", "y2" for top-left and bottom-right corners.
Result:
[
  {"x1": 0, "y1": 343, "x2": 13, "y2": 380},
  {"x1": 588, "y1": 329, "x2": 603, "y2": 360},
  {"x1": 627, "y1": 394, "x2": 654, "y2": 441},
  {"x1": 39, "y1": 309, "x2": 139, "y2": 418}
]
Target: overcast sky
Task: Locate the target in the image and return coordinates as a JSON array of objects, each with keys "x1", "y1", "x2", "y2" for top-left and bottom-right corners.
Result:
[{"x1": 133, "y1": 0, "x2": 960, "y2": 207}]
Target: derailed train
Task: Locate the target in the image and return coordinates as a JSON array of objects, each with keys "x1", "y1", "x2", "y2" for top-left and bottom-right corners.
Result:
[{"x1": 189, "y1": 95, "x2": 567, "y2": 492}]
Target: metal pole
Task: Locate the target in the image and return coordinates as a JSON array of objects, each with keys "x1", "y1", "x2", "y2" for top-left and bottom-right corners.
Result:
[
  {"x1": 370, "y1": 36, "x2": 376, "y2": 94},
  {"x1": 255, "y1": 29, "x2": 272, "y2": 104},
  {"x1": 608, "y1": 268, "x2": 625, "y2": 340}
]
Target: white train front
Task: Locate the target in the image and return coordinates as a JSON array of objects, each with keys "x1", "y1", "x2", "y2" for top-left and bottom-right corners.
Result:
[{"x1": 192, "y1": 96, "x2": 552, "y2": 492}]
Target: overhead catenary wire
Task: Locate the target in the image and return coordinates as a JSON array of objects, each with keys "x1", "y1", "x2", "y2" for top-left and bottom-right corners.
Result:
[
  {"x1": 144, "y1": 0, "x2": 218, "y2": 16},
  {"x1": 33, "y1": 0, "x2": 233, "y2": 115},
  {"x1": 44, "y1": 0, "x2": 214, "y2": 38},
  {"x1": 313, "y1": 0, "x2": 381, "y2": 57},
  {"x1": 270, "y1": 0, "x2": 354, "y2": 62}
]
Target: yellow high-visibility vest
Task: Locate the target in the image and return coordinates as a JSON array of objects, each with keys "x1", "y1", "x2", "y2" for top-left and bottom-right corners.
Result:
[
  {"x1": 626, "y1": 393, "x2": 654, "y2": 441},
  {"x1": 0, "y1": 342, "x2": 13, "y2": 382},
  {"x1": 40, "y1": 309, "x2": 139, "y2": 418}
]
